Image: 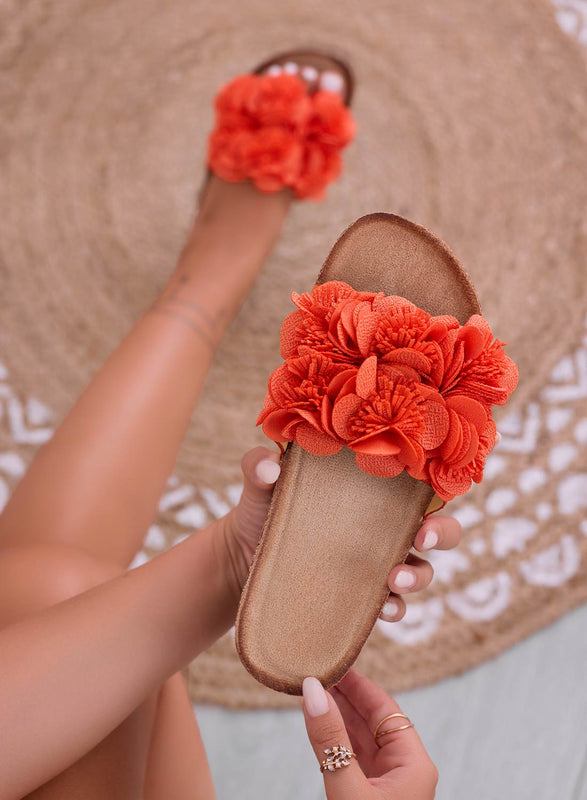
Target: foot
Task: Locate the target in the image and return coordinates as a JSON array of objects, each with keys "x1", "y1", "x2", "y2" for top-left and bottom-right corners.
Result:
[
  {"x1": 157, "y1": 52, "x2": 350, "y2": 344},
  {"x1": 159, "y1": 55, "x2": 350, "y2": 346},
  {"x1": 191, "y1": 53, "x2": 350, "y2": 252}
]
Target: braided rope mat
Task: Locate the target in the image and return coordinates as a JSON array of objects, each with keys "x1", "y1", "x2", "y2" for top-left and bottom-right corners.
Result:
[{"x1": 0, "y1": 0, "x2": 586, "y2": 707}]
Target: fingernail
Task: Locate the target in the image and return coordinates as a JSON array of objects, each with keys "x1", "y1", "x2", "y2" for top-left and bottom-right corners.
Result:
[
  {"x1": 495, "y1": 431, "x2": 502, "y2": 445},
  {"x1": 394, "y1": 569, "x2": 416, "y2": 588},
  {"x1": 255, "y1": 459, "x2": 281, "y2": 484},
  {"x1": 422, "y1": 528, "x2": 439, "y2": 550},
  {"x1": 302, "y1": 677, "x2": 329, "y2": 717},
  {"x1": 382, "y1": 599, "x2": 399, "y2": 618}
]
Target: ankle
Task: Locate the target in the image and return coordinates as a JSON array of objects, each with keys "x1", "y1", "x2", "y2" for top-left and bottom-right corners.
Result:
[
  {"x1": 176, "y1": 202, "x2": 288, "y2": 283},
  {"x1": 190, "y1": 176, "x2": 292, "y2": 243}
]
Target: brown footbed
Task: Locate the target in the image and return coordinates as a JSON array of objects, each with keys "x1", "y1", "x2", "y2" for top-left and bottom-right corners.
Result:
[
  {"x1": 198, "y1": 48, "x2": 354, "y2": 207},
  {"x1": 234, "y1": 213, "x2": 482, "y2": 694}
]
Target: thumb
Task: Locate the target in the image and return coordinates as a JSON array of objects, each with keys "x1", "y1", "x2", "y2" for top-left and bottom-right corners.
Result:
[
  {"x1": 240, "y1": 445, "x2": 282, "y2": 504},
  {"x1": 302, "y1": 677, "x2": 368, "y2": 800},
  {"x1": 231, "y1": 445, "x2": 281, "y2": 552}
]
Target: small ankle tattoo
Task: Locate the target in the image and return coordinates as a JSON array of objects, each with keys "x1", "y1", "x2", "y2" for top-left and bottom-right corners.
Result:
[
  {"x1": 148, "y1": 303, "x2": 218, "y2": 352},
  {"x1": 163, "y1": 293, "x2": 221, "y2": 330}
]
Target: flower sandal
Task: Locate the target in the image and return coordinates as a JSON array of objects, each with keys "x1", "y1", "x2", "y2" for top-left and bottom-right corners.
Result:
[
  {"x1": 235, "y1": 213, "x2": 519, "y2": 695},
  {"x1": 200, "y1": 49, "x2": 356, "y2": 205}
]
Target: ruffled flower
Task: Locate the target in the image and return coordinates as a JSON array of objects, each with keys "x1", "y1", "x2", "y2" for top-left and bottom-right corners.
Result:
[
  {"x1": 370, "y1": 301, "x2": 457, "y2": 388},
  {"x1": 212, "y1": 73, "x2": 312, "y2": 131},
  {"x1": 331, "y1": 357, "x2": 449, "y2": 478},
  {"x1": 280, "y1": 281, "x2": 380, "y2": 363},
  {"x1": 413, "y1": 406, "x2": 497, "y2": 501},
  {"x1": 293, "y1": 90, "x2": 357, "y2": 200},
  {"x1": 207, "y1": 73, "x2": 356, "y2": 200},
  {"x1": 256, "y1": 350, "x2": 356, "y2": 456},
  {"x1": 438, "y1": 315, "x2": 519, "y2": 406},
  {"x1": 208, "y1": 126, "x2": 304, "y2": 191},
  {"x1": 307, "y1": 90, "x2": 356, "y2": 149}
]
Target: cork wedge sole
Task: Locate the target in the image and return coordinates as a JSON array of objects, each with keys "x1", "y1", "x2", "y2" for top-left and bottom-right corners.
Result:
[{"x1": 235, "y1": 213, "x2": 481, "y2": 695}]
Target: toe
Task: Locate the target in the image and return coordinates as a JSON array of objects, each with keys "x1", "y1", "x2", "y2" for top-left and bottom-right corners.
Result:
[
  {"x1": 301, "y1": 65, "x2": 319, "y2": 83},
  {"x1": 319, "y1": 70, "x2": 345, "y2": 94},
  {"x1": 262, "y1": 59, "x2": 347, "y2": 99}
]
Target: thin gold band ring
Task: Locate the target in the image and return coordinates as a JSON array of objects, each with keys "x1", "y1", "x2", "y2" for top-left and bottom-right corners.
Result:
[{"x1": 373, "y1": 712, "x2": 414, "y2": 746}]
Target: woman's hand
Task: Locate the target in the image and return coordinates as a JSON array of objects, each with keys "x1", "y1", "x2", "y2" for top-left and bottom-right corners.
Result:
[
  {"x1": 302, "y1": 667, "x2": 438, "y2": 799},
  {"x1": 221, "y1": 445, "x2": 463, "y2": 607}
]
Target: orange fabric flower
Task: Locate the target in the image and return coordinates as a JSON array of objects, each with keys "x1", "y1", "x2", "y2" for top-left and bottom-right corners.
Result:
[
  {"x1": 209, "y1": 126, "x2": 304, "y2": 190},
  {"x1": 411, "y1": 405, "x2": 497, "y2": 501},
  {"x1": 294, "y1": 90, "x2": 357, "y2": 200},
  {"x1": 206, "y1": 73, "x2": 356, "y2": 200},
  {"x1": 212, "y1": 73, "x2": 312, "y2": 130},
  {"x1": 281, "y1": 281, "x2": 381, "y2": 363},
  {"x1": 256, "y1": 350, "x2": 356, "y2": 456},
  {"x1": 257, "y1": 280, "x2": 519, "y2": 502},
  {"x1": 371, "y1": 303, "x2": 457, "y2": 388},
  {"x1": 438, "y1": 315, "x2": 519, "y2": 406},
  {"x1": 331, "y1": 357, "x2": 450, "y2": 478}
]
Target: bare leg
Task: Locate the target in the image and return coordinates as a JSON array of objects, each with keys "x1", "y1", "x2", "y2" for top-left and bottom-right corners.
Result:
[
  {"x1": 0, "y1": 481, "x2": 276, "y2": 799},
  {"x1": 143, "y1": 672, "x2": 216, "y2": 800},
  {"x1": 0, "y1": 542, "x2": 160, "y2": 800},
  {"x1": 0, "y1": 57, "x2": 348, "y2": 569},
  {"x1": 0, "y1": 177, "x2": 292, "y2": 568},
  {"x1": 0, "y1": 181, "x2": 290, "y2": 800},
  {"x1": 0, "y1": 58, "x2": 347, "y2": 799}
]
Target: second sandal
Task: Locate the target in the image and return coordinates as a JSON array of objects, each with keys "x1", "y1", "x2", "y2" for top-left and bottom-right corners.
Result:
[{"x1": 201, "y1": 49, "x2": 356, "y2": 204}]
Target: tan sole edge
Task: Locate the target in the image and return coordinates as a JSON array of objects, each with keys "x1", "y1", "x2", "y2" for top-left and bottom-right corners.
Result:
[{"x1": 235, "y1": 213, "x2": 481, "y2": 695}]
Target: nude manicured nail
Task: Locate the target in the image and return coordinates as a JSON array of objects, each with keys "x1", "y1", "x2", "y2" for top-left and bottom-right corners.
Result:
[
  {"x1": 382, "y1": 599, "x2": 399, "y2": 618},
  {"x1": 303, "y1": 677, "x2": 329, "y2": 717},
  {"x1": 255, "y1": 459, "x2": 281, "y2": 484},
  {"x1": 301, "y1": 65, "x2": 319, "y2": 82},
  {"x1": 495, "y1": 431, "x2": 502, "y2": 445},
  {"x1": 319, "y1": 71, "x2": 344, "y2": 93},
  {"x1": 394, "y1": 569, "x2": 416, "y2": 588},
  {"x1": 422, "y1": 529, "x2": 439, "y2": 550}
]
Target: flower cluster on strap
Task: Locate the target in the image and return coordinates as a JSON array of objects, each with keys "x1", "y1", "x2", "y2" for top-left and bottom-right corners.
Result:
[
  {"x1": 257, "y1": 281, "x2": 519, "y2": 502},
  {"x1": 206, "y1": 72, "x2": 356, "y2": 200}
]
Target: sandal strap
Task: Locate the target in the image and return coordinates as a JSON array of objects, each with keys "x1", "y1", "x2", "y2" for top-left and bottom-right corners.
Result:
[
  {"x1": 206, "y1": 72, "x2": 356, "y2": 201},
  {"x1": 257, "y1": 280, "x2": 518, "y2": 503}
]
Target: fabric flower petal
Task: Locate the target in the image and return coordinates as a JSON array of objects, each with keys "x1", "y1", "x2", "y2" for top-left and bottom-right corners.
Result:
[{"x1": 355, "y1": 452, "x2": 405, "y2": 478}]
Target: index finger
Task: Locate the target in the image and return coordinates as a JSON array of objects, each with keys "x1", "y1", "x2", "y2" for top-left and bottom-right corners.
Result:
[{"x1": 301, "y1": 678, "x2": 369, "y2": 800}]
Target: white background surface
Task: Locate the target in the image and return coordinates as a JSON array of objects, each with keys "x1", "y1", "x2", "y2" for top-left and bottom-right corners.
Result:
[{"x1": 196, "y1": 601, "x2": 587, "y2": 799}]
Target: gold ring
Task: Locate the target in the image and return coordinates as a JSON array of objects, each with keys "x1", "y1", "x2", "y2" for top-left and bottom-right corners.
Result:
[
  {"x1": 373, "y1": 713, "x2": 414, "y2": 746},
  {"x1": 320, "y1": 743, "x2": 357, "y2": 773}
]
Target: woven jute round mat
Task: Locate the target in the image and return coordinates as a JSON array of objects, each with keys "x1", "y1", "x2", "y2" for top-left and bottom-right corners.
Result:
[{"x1": 0, "y1": 0, "x2": 586, "y2": 708}]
